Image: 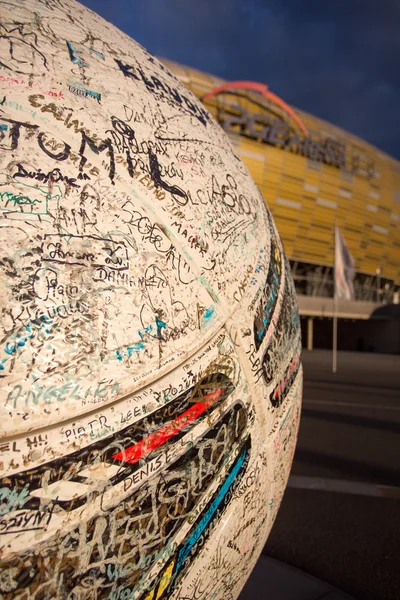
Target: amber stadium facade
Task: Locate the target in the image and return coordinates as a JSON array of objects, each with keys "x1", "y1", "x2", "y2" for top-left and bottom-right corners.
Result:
[{"x1": 163, "y1": 59, "x2": 400, "y2": 352}]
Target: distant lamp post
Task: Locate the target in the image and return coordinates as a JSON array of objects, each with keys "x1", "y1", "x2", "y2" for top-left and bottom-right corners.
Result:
[{"x1": 376, "y1": 266, "x2": 381, "y2": 303}]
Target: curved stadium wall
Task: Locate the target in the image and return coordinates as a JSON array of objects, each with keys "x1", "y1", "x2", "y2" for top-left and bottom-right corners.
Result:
[{"x1": 163, "y1": 58, "x2": 400, "y2": 299}]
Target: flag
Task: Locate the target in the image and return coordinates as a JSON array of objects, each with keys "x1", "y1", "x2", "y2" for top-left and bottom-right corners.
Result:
[{"x1": 335, "y1": 225, "x2": 355, "y2": 300}]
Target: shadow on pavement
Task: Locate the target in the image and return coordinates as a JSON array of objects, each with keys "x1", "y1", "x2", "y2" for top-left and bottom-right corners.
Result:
[
  {"x1": 294, "y1": 447, "x2": 400, "y2": 487},
  {"x1": 302, "y1": 407, "x2": 400, "y2": 435}
]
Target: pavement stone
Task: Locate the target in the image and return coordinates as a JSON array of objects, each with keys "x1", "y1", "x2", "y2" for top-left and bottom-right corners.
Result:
[{"x1": 238, "y1": 555, "x2": 355, "y2": 600}]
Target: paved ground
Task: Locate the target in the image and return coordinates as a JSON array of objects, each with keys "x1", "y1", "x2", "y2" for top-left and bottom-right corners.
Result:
[
  {"x1": 240, "y1": 554, "x2": 355, "y2": 600},
  {"x1": 263, "y1": 350, "x2": 400, "y2": 600}
]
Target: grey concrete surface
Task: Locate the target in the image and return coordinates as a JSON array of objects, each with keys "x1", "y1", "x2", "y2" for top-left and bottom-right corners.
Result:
[
  {"x1": 297, "y1": 295, "x2": 383, "y2": 320},
  {"x1": 262, "y1": 350, "x2": 400, "y2": 600},
  {"x1": 239, "y1": 555, "x2": 355, "y2": 600}
]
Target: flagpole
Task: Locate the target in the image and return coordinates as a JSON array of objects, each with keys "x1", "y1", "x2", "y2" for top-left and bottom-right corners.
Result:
[
  {"x1": 332, "y1": 224, "x2": 338, "y2": 373},
  {"x1": 333, "y1": 298, "x2": 338, "y2": 373}
]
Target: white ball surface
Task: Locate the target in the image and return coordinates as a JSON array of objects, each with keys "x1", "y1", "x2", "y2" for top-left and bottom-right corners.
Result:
[{"x1": 0, "y1": 2, "x2": 302, "y2": 598}]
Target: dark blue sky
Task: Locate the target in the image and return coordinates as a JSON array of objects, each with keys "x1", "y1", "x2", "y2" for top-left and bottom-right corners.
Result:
[{"x1": 81, "y1": 0, "x2": 400, "y2": 159}]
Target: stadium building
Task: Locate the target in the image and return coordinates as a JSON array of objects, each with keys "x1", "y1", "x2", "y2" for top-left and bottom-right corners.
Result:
[{"x1": 163, "y1": 59, "x2": 400, "y2": 353}]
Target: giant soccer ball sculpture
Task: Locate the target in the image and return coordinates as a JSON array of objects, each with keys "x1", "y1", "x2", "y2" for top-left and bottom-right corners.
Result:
[{"x1": 0, "y1": 1, "x2": 302, "y2": 598}]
